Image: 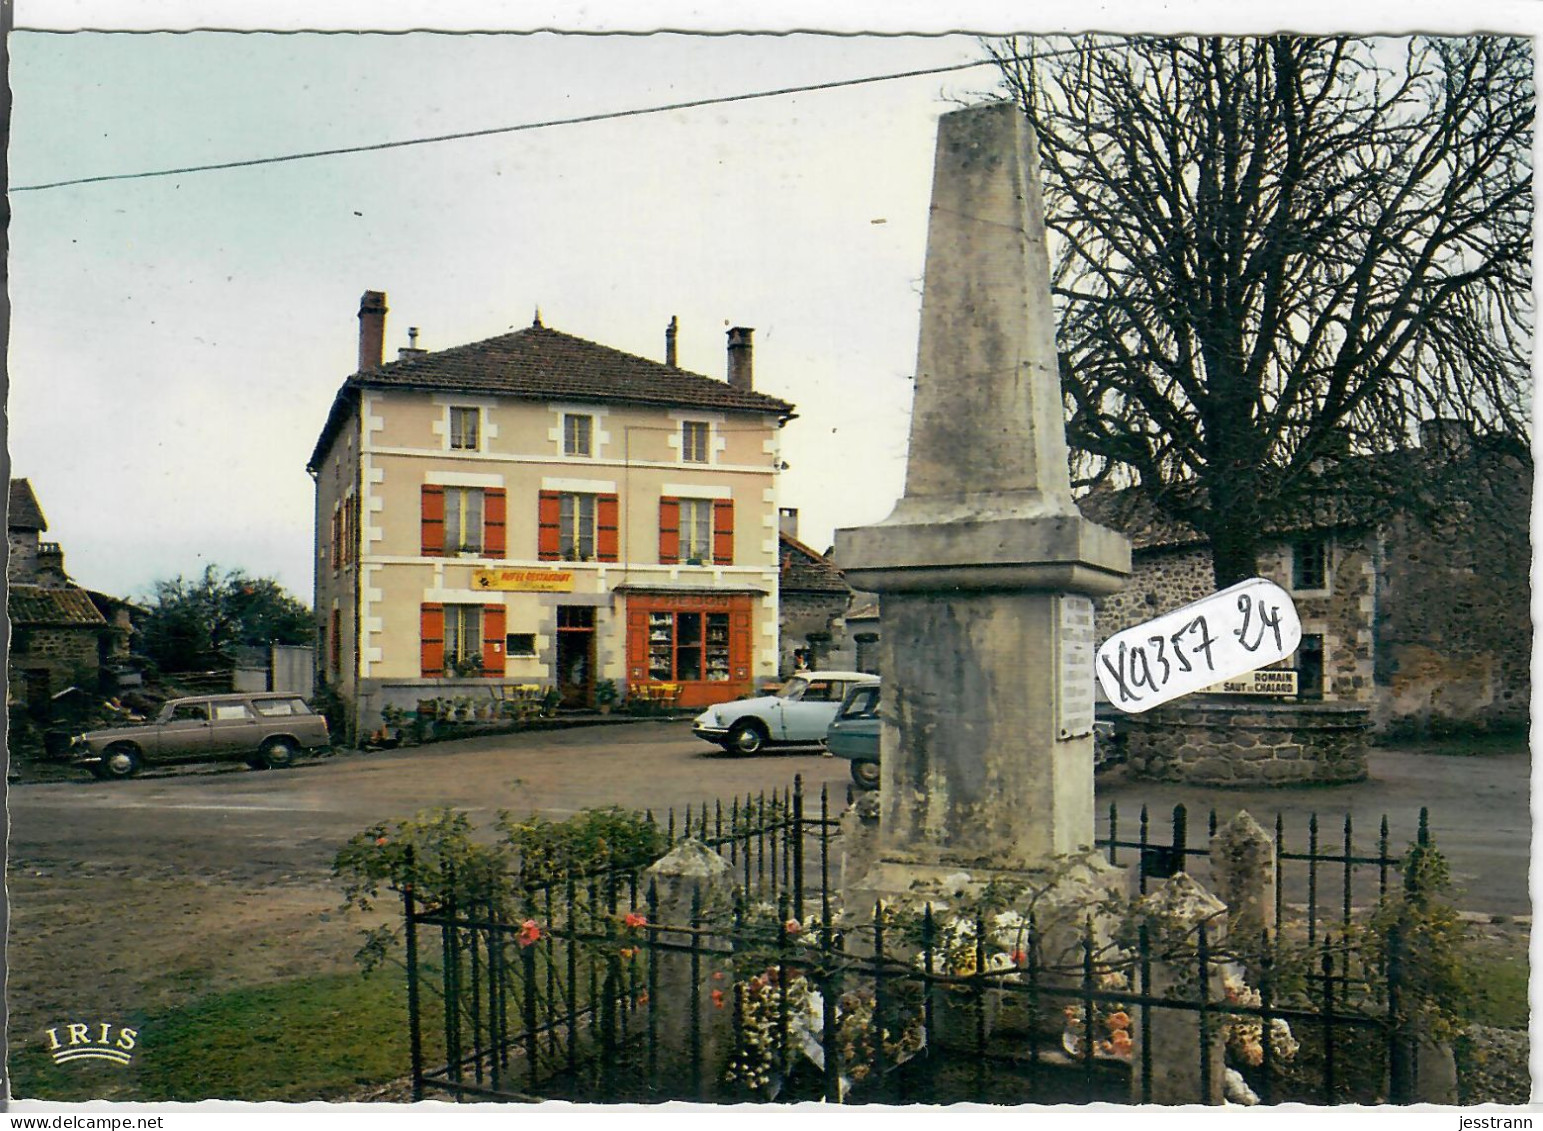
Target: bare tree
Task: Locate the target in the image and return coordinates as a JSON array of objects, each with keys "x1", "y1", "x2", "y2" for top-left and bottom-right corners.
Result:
[{"x1": 988, "y1": 35, "x2": 1533, "y2": 585}]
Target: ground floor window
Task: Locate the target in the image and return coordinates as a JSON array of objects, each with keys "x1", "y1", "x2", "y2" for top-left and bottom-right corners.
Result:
[
  {"x1": 445, "y1": 605, "x2": 483, "y2": 672},
  {"x1": 646, "y1": 610, "x2": 731, "y2": 683},
  {"x1": 1297, "y1": 634, "x2": 1324, "y2": 700}
]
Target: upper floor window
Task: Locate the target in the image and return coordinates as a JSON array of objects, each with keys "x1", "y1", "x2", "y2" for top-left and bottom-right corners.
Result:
[
  {"x1": 445, "y1": 487, "x2": 484, "y2": 554},
  {"x1": 564, "y1": 413, "x2": 594, "y2": 457},
  {"x1": 681, "y1": 420, "x2": 710, "y2": 463},
  {"x1": 422, "y1": 484, "x2": 507, "y2": 558},
  {"x1": 658, "y1": 496, "x2": 734, "y2": 565},
  {"x1": 449, "y1": 406, "x2": 481, "y2": 451},
  {"x1": 1292, "y1": 538, "x2": 1328, "y2": 591},
  {"x1": 538, "y1": 490, "x2": 620, "y2": 562},
  {"x1": 678, "y1": 499, "x2": 714, "y2": 563}
]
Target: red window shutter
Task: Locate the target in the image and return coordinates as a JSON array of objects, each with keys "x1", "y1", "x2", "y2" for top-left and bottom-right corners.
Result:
[
  {"x1": 330, "y1": 507, "x2": 341, "y2": 570},
  {"x1": 421, "y1": 485, "x2": 446, "y2": 557},
  {"x1": 730, "y1": 605, "x2": 753, "y2": 682},
  {"x1": 482, "y1": 604, "x2": 506, "y2": 677},
  {"x1": 538, "y1": 491, "x2": 563, "y2": 560},
  {"x1": 420, "y1": 603, "x2": 445, "y2": 677},
  {"x1": 626, "y1": 605, "x2": 650, "y2": 683},
  {"x1": 597, "y1": 494, "x2": 620, "y2": 562},
  {"x1": 712, "y1": 499, "x2": 735, "y2": 565},
  {"x1": 658, "y1": 498, "x2": 680, "y2": 564},
  {"x1": 484, "y1": 488, "x2": 507, "y2": 558}
]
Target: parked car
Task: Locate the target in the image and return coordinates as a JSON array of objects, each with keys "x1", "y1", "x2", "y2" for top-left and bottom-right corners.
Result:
[
  {"x1": 63, "y1": 692, "x2": 332, "y2": 780},
  {"x1": 692, "y1": 670, "x2": 873, "y2": 755},
  {"x1": 824, "y1": 679, "x2": 881, "y2": 790},
  {"x1": 826, "y1": 680, "x2": 1126, "y2": 791}
]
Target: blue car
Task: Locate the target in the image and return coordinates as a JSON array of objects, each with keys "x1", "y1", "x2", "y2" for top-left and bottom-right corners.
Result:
[{"x1": 824, "y1": 680, "x2": 881, "y2": 790}]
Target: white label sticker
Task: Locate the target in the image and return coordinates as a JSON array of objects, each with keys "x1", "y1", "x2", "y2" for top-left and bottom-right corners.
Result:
[{"x1": 1095, "y1": 578, "x2": 1302, "y2": 713}]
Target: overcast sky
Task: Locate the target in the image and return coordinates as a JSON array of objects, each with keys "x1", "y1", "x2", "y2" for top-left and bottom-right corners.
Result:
[{"x1": 8, "y1": 0, "x2": 1537, "y2": 603}]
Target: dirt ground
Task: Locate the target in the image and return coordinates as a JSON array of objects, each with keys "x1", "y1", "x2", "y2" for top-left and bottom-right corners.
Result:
[{"x1": 6, "y1": 861, "x2": 391, "y2": 1048}]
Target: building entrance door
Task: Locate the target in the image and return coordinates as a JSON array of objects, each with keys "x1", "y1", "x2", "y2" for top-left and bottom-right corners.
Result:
[{"x1": 555, "y1": 606, "x2": 596, "y2": 708}]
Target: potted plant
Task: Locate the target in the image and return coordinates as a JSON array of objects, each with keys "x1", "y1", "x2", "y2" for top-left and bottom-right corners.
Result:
[
  {"x1": 540, "y1": 687, "x2": 562, "y2": 718},
  {"x1": 594, "y1": 679, "x2": 619, "y2": 715}
]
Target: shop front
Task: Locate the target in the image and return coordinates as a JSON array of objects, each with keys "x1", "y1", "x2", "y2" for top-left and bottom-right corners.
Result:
[{"x1": 623, "y1": 590, "x2": 757, "y2": 708}]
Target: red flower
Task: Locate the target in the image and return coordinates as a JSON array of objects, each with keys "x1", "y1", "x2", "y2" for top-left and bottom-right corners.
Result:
[
  {"x1": 1011, "y1": 949, "x2": 1027, "y2": 966},
  {"x1": 636, "y1": 992, "x2": 649, "y2": 1006},
  {"x1": 711, "y1": 989, "x2": 726, "y2": 1008},
  {"x1": 375, "y1": 836, "x2": 389, "y2": 847},
  {"x1": 624, "y1": 911, "x2": 648, "y2": 929},
  {"x1": 516, "y1": 919, "x2": 543, "y2": 948},
  {"x1": 784, "y1": 919, "x2": 802, "y2": 936}
]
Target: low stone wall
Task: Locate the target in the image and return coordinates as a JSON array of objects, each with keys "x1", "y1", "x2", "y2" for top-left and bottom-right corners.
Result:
[{"x1": 1124, "y1": 699, "x2": 1370, "y2": 786}]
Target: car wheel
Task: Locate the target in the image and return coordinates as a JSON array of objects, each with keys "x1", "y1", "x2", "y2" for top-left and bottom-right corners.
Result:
[
  {"x1": 257, "y1": 737, "x2": 298, "y2": 769},
  {"x1": 100, "y1": 743, "x2": 142, "y2": 780},
  {"x1": 849, "y1": 760, "x2": 880, "y2": 791},
  {"x1": 727, "y1": 720, "x2": 768, "y2": 756}
]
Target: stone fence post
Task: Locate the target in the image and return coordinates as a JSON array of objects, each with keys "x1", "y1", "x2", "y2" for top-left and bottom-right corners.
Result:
[
  {"x1": 1209, "y1": 810, "x2": 1275, "y2": 963},
  {"x1": 642, "y1": 839, "x2": 737, "y2": 1100},
  {"x1": 1131, "y1": 873, "x2": 1228, "y2": 1105}
]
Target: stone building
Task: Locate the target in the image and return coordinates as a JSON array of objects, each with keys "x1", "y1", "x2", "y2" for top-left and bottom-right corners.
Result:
[
  {"x1": 6, "y1": 479, "x2": 132, "y2": 710},
  {"x1": 308, "y1": 294, "x2": 796, "y2": 737},
  {"x1": 774, "y1": 508, "x2": 851, "y2": 675},
  {"x1": 1079, "y1": 422, "x2": 1530, "y2": 735}
]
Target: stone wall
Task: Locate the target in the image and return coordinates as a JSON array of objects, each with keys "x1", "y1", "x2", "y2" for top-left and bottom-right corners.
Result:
[
  {"x1": 778, "y1": 589, "x2": 849, "y2": 674},
  {"x1": 1124, "y1": 700, "x2": 1370, "y2": 786},
  {"x1": 1375, "y1": 493, "x2": 1530, "y2": 734}
]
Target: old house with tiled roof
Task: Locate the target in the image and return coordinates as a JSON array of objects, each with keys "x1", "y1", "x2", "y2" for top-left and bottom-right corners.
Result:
[
  {"x1": 774, "y1": 508, "x2": 862, "y2": 675},
  {"x1": 6, "y1": 479, "x2": 133, "y2": 710},
  {"x1": 1078, "y1": 421, "x2": 1530, "y2": 735},
  {"x1": 308, "y1": 293, "x2": 797, "y2": 737}
]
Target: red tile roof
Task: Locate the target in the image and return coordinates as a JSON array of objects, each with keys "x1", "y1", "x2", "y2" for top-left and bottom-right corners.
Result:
[
  {"x1": 310, "y1": 321, "x2": 796, "y2": 471},
  {"x1": 778, "y1": 532, "x2": 849, "y2": 594}
]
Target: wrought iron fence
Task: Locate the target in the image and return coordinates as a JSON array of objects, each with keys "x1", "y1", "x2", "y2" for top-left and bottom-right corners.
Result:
[{"x1": 399, "y1": 778, "x2": 1431, "y2": 1105}]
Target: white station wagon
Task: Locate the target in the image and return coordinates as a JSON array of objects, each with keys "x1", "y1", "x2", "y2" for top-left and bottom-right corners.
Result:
[{"x1": 692, "y1": 670, "x2": 874, "y2": 755}]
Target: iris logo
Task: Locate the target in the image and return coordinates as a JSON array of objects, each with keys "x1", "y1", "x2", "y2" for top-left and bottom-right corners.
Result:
[{"x1": 45, "y1": 1022, "x2": 138, "y2": 1066}]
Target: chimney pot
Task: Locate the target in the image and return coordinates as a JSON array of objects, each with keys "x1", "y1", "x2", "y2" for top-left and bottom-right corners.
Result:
[
  {"x1": 727, "y1": 326, "x2": 754, "y2": 392},
  {"x1": 779, "y1": 507, "x2": 799, "y2": 540},
  {"x1": 357, "y1": 290, "x2": 388, "y2": 372},
  {"x1": 665, "y1": 316, "x2": 679, "y2": 368}
]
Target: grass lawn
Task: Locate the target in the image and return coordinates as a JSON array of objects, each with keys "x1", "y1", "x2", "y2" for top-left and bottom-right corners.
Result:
[{"x1": 10, "y1": 969, "x2": 433, "y2": 1103}]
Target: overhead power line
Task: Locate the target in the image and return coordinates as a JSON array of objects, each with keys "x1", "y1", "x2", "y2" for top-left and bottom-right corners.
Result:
[{"x1": 12, "y1": 35, "x2": 1140, "y2": 194}]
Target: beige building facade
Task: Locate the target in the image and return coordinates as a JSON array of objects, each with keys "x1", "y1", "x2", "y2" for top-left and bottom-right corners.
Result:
[{"x1": 309, "y1": 295, "x2": 795, "y2": 739}]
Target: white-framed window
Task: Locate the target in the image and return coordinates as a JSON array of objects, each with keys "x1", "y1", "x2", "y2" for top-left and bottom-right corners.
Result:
[
  {"x1": 445, "y1": 487, "x2": 485, "y2": 554},
  {"x1": 564, "y1": 413, "x2": 594, "y2": 457},
  {"x1": 679, "y1": 498, "x2": 714, "y2": 563},
  {"x1": 444, "y1": 605, "x2": 484, "y2": 671},
  {"x1": 449, "y1": 406, "x2": 481, "y2": 451},
  {"x1": 681, "y1": 420, "x2": 710, "y2": 463},
  {"x1": 560, "y1": 493, "x2": 597, "y2": 560}
]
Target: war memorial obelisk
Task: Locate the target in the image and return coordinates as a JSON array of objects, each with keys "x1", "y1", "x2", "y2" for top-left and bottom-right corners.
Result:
[{"x1": 835, "y1": 101, "x2": 1130, "y2": 902}]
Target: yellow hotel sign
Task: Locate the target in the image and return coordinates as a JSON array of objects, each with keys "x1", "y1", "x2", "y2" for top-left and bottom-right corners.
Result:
[{"x1": 473, "y1": 569, "x2": 575, "y2": 593}]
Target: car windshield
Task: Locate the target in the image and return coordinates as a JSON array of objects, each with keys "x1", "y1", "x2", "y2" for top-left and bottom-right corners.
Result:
[
  {"x1": 776, "y1": 677, "x2": 810, "y2": 701},
  {"x1": 840, "y1": 686, "x2": 880, "y2": 718}
]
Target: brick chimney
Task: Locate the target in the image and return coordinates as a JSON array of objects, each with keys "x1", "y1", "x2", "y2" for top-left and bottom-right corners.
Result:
[
  {"x1": 665, "y1": 316, "x2": 678, "y2": 367},
  {"x1": 357, "y1": 290, "x2": 388, "y2": 372},
  {"x1": 727, "y1": 326, "x2": 754, "y2": 391},
  {"x1": 779, "y1": 507, "x2": 799, "y2": 540}
]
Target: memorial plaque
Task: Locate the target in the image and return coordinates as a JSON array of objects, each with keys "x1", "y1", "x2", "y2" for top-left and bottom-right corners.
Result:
[{"x1": 1056, "y1": 594, "x2": 1096, "y2": 739}]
